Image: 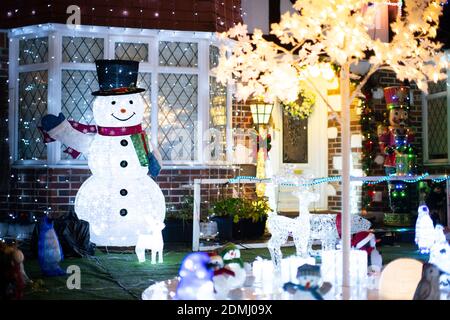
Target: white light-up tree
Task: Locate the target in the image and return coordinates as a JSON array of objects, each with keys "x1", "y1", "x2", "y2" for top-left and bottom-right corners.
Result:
[{"x1": 213, "y1": 0, "x2": 448, "y2": 292}]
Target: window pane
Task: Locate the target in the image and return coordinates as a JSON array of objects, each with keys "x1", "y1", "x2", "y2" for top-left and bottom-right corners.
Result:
[
  {"x1": 137, "y1": 73, "x2": 152, "y2": 132},
  {"x1": 283, "y1": 112, "x2": 308, "y2": 163},
  {"x1": 115, "y1": 42, "x2": 149, "y2": 62},
  {"x1": 158, "y1": 73, "x2": 198, "y2": 161},
  {"x1": 427, "y1": 96, "x2": 448, "y2": 160},
  {"x1": 209, "y1": 76, "x2": 227, "y2": 161},
  {"x1": 61, "y1": 70, "x2": 98, "y2": 160},
  {"x1": 159, "y1": 42, "x2": 198, "y2": 67},
  {"x1": 209, "y1": 45, "x2": 219, "y2": 69},
  {"x1": 428, "y1": 80, "x2": 447, "y2": 95},
  {"x1": 19, "y1": 37, "x2": 48, "y2": 65},
  {"x1": 18, "y1": 71, "x2": 48, "y2": 160},
  {"x1": 62, "y1": 37, "x2": 104, "y2": 63}
]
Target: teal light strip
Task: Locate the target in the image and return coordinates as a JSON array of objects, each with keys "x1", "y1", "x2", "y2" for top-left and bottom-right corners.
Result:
[{"x1": 228, "y1": 173, "x2": 448, "y2": 187}]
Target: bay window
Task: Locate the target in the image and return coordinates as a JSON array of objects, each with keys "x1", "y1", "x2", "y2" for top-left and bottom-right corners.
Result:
[
  {"x1": 422, "y1": 64, "x2": 450, "y2": 165},
  {"x1": 9, "y1": 24, "x2": 231, "y2": 166}
]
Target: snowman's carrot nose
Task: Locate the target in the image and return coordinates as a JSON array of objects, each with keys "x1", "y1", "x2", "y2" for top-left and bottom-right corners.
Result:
[{"x1": 120, "y1": 108, "x2": 127, "y2": 113}]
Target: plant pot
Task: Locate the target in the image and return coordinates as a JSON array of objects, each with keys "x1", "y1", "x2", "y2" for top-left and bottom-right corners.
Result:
[
  {"x1": 162, "y1": 219, "x2": 193, "y2": 243},
  {"x1": 210, "y1": 216, "x2": 233, "y2": 241},
  {"x1": 211, "y1": 216, "x2": 267, "y2": 241},
  {"x1": 232, "y1": 217, "x2": 267, "y2": 240}
]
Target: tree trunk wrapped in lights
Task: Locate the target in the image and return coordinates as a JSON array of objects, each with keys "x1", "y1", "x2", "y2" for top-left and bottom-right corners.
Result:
[{"x1": 213, "y1": 0, "x2": 448, "y2": 291}]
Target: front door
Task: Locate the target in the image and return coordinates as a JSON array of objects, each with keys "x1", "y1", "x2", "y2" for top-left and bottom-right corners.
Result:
[{"x1": 266, "y1": 87, "x2": 329, "y2": 212}]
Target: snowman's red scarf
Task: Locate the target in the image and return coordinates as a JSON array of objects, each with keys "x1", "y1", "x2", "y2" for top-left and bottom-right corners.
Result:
[
  {"x1": 97, "y1": 124, "x2": 143, "y2": 136},
  {"x1": 39, "y1": 121, "x2": 149, "y2": 163}
]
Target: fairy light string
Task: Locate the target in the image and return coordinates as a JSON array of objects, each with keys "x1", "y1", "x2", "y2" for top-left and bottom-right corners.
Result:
[{"x1": 228, "y1": 172, "x2": 448, "y2": 187}]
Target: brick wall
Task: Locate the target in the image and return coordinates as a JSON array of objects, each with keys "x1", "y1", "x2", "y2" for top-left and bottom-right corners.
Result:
[
  {"x1": 231, "y1": 100, "x2": 257, "y2": 199},
  {"x1": 327, "y1": 102, "x2": 363, "y2": 211},
  {"x1": 0, "y1": 167, "x2": 240, "y2": 219},
  {"x1": 0, "y1": 32, "x2": 9, "y2": 193},
  {"x1": 0, "y1": 0, "x2": 243, "y2": 32}
]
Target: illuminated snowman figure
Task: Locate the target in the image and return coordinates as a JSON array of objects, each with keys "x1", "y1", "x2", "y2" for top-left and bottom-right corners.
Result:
[
  {"x1": 40, "y1": 60, "x2": 166, "y2": 262},
  {"x1": 283, "y1": 264, "x2": 332, "y2": 300},
  {"x1": 220, "y1": 243, "x2": 247, "y2": 289}
]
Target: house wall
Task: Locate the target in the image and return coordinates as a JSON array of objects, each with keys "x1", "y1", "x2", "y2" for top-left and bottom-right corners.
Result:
[
  {"x1": 0, "y1": 0, "x2": 242, "y2": 32},
  {"x1": 0, "y1": 32, "x2": 9, "y2": 194},
  {"x1": 0, "y1": 1, "x2": 255, "y2": 220},
  {"x1": 0, "y1": 62, "x2": 437, "y2": 218},
  {"x1": 327, "y1": 102, "x2": 363, "y2": 211}
]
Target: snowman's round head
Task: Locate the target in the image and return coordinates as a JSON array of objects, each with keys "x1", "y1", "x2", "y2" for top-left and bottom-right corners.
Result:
[
  {"x1": 222, "y1": 248, "x2": 240, "y2": 260},
  {"x1": 296, "y1": 264, "x2": 321, "y2": 288},
  {"x1": 93, "y1": 93, "x2": 146, "y2": 127}
]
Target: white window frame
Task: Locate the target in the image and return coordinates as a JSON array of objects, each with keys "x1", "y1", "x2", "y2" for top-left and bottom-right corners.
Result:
[
  {"x1": 8, "y1": 23, "x2": 232, "y2": 168},
  {"x1": 422, "y1": 57, "x2": 450, "y2": 165}
]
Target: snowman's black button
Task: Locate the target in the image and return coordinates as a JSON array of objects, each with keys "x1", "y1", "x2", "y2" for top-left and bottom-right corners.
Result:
[
  {"x1": 120, "y1": 189, "x2": 128, "y2": 196},
  {"x1": 120, "y1": 160, "x2": 128, "y2": 168},
  {"x1": 120, "y1": 139, "x2": 128, "y2": 146},
  {"x1": 120, "y1": 209, "x2": 128, "y2": 216}
]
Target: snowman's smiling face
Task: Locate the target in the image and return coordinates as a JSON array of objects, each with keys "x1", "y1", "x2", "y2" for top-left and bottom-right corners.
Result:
[
  {"x1": 93, "y1": 93, "x2": 145, "y2": 127},
  {"x1": 223, "y1": 249, "x2": 240, "y2": 260}
]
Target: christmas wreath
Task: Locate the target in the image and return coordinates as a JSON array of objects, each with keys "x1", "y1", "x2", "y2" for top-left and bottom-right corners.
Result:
[{"x1": 281, "y1": 86, "x2": 316, "y2": 120}]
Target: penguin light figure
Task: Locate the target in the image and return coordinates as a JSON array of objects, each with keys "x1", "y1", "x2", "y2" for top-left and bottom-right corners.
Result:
[
  {"x1": 413, "y1": 263, "x2": 442, "y2": 300},
  {"x1": 38, "y1": 217, "x2": 65, "y2": 276},
  {"x1": 429, "y1": 225, "x2": 450, "y2": 275},
  {"x1": 220, "y1": 243, "x2": 246, "y2": 290},
  {"x1": 415, "y1": 205, "x2": 435, "y2": 254},
  {"x1": 175, "y1": 252, "x2": 215, "y2": 300}
]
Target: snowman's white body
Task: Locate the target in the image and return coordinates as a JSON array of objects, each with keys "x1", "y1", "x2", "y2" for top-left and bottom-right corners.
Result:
[
  {"x1": 222, "y1": 249, "x2": 247, "y2": 289},
  {"x1": 75, "y1": 134, "x2": 166, "y2": 246},
  {"x1": 48, "y1": 93, "x2": 166, "y2": 258},
  {"x1": 225, "y1": 262, "x2": 247, "y2": 289}
]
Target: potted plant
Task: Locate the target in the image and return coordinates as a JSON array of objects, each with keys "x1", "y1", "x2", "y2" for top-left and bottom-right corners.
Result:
[
  {"x1": 234, "y1": 197, "x2": 271, "y2": 240},
  {"x1": 209, "y1": 197, "x2": 272, "y2": 241},
  {"x1": 162, "y1": 195, "x2": 194, "y2": 243},
  {"x1": 208, "y1": 198, "x2": 240, "y2": 241}
]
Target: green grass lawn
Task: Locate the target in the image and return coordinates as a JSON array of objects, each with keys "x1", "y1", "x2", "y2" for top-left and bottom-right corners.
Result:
[{"x1": 23, "y1": 243, "x2": 427, "y2": 300}]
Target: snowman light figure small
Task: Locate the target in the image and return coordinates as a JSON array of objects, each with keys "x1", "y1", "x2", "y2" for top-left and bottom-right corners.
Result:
[
  {"x1": 283, "y1": 264, "x2": 332, "y2": 300},
  {"x1": 220, "y1": 243, "x2": 247, "y2": 290},
  {"x1": 40, "y1": 60, "x2": 166, "y2": 262},
  {"x1": 207, "y1": 252, "x2": 236, "y2": 298}
]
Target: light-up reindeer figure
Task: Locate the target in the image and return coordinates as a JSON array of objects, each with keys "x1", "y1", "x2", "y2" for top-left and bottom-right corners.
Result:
[
  {"x1": 267, "y1": 186, "x2": 320, "y2": 270},
  {"x1": 135, "y1": 220, "x2": 164, "y2": 264}
]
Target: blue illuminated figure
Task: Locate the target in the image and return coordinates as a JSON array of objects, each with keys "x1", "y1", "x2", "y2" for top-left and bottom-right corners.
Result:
[
  {"x1": 175, "y1": 252, "x2": 215, "y2": 300},
  {"x1": 38, "y1": 217, "x2": 65, "y2": 276}
]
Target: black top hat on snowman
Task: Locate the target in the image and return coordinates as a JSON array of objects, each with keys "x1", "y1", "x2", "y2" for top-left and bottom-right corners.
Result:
[{"x1": 92, "y1": 60, "x2": 146, "y2": 96}]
